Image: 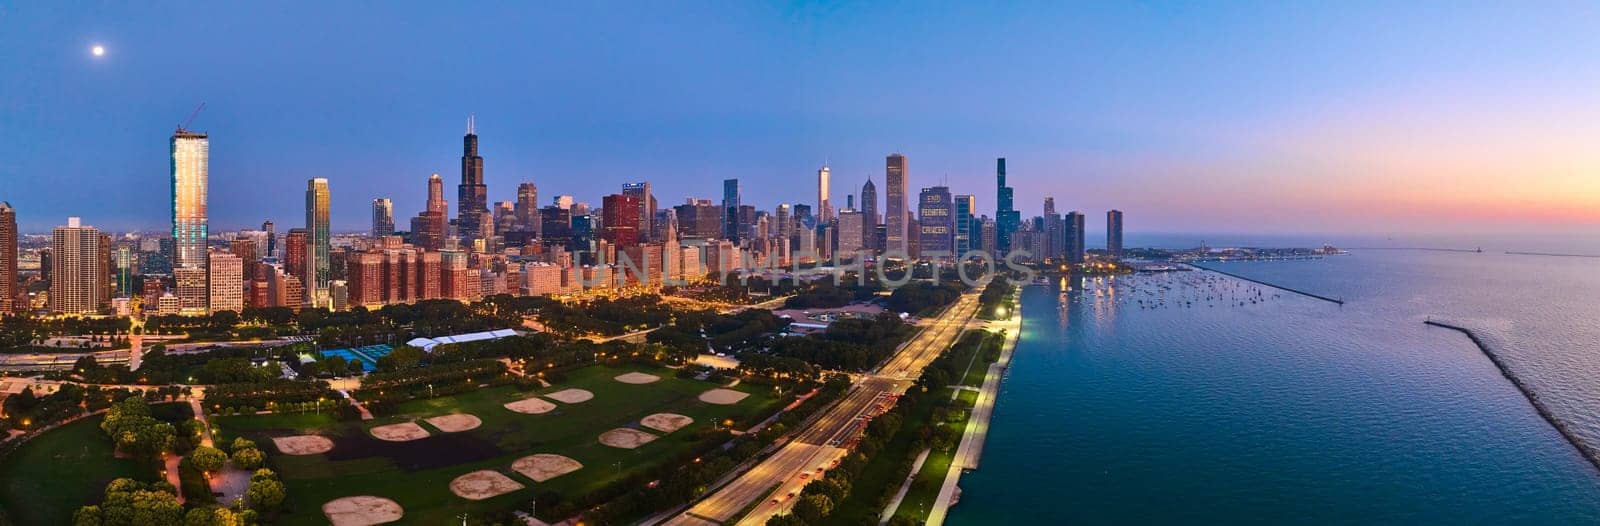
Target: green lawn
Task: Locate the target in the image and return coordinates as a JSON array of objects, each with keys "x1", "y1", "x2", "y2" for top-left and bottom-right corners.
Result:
[
  {"x1": 893, "y1": 387, "x2": 979, "y2": 523},
  {"x1": 214, "y1": 363, "x2": 785, "y2": 525},
  {"x1": 0, "y1": 415, "x2": 142, "y2": 525}
]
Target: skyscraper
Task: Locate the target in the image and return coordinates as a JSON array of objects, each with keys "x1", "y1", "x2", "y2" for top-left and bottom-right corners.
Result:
[
  {"x1": 262, "y1": 220, "x2": 275, "y2": 258},
  {"x1": 171, "y1": 129, "x2": 209, "y2": 272},
  {"x1": 954, "y1": 195, "x2": 975, "y2": 259},
  {"x1": 601, "y1": 194, "x2": 641, "y2": 249},
  {"x1": 1107, "y1": 209, "x2": 1124, "y2": 258},
  {"x1": 49, "y1": 218, "x2": 109, "y2": 314},
  {"x1": 817, "y1": 164, "x2": 832, "y2": 224},
  {"x1": 837, "y1": 209, "x2": 864, "y2": 255},
  {"x1": 306, "y1": 178, "x2": 331, "y2": 296},
  {"x1": 918, "y1": 186, "x2": 953, "y2": 257},
  {"x1": 885, "y1": 154, "x2": 908, "y2": 255},
  {"x1": 516, "y1": 182, "x2": 539, "y2": 233},
  {"x1": 722, "y1": 179, "x2": 741, "y2": 242},
  {"x1": 414, "y1": 173, "x2": 449, "y2": 250},
  {"x1": 0, "y1": 202, "x2": 15, "y2": 314},
  {"x1": 1065, "y1": 211, "x2": 1086, "y2": 263},
  {"x1": 372, "y1": 198, "x2": 394, "y2": 238},
  {"x1": 622, "y1": 182, "x2": 653, "y2": 242},
  {"x1": 457, "y1": 116, "x2": 489, "y2": 244},
  {"x1": 860, "y1": 178, "x2": 878, "y2": 250},
  {"x1": 995, "y1": 158, "x2": 1020, "y2": 255}
]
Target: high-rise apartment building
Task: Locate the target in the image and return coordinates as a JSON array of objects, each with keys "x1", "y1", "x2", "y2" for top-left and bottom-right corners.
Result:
[
  {"x1": 262, "y1": 220, "x2": 276, "y2": 257},
  {"x1": 208, "y1": 250, "x2": 244, "y2": 314},
  {"x1": 306, "y1": 178, "x2": 332, "y2": 297},
  {"x1": 372, "y1": 198, "x2": 394, "y2": 238},
  {"x1": 0, "y1": 202, "x2": 15, "y2": 314},
  {"x1": 1107, "y1": 209, "x2": 1124, "y2": 258},
  {"x1": 284, "y1": 229, "x2": 308, "y2": 281},
  {"x1": 457, "y1": 117, "x2": 489, "y2": 243},
  {"x1": 884, "y1": 154, "x2": 908, "y2": 256},
  {"x1": 1066, "y1": 211, "x2": 1086, "y2": 263},
  {"x1": 171, "y1": 129, "x2": 209, "y2": 271},
  {"x1": 49, "y1": 218, "x2": 110, "y2": 314}
]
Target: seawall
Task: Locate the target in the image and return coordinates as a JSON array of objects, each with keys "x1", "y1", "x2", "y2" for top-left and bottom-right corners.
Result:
[
  {"x1": 1189, "y1": 264, "x2": 1345, "y2": 305},
  {"x1": 1424, "y1": 320, "x2": 1600, "y2": 474}
]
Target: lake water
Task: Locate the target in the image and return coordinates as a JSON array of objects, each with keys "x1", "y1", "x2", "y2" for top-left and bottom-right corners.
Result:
[{"x1": 948, "y1": 249, "x2": 1600, "y2": 524}]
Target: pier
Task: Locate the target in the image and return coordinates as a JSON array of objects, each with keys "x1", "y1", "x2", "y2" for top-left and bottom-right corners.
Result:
[
  {"x1": 1424, "y1": 320, "x2": 1600, "y2": 474},
  {"x1": 1189, "y1": 264, "x2": 1344, "y2": 305}
]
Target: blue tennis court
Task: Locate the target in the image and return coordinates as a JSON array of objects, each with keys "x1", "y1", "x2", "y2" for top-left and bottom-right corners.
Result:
[{"x1": 319, "y1": 344, "x2": 394, "y2": 372}]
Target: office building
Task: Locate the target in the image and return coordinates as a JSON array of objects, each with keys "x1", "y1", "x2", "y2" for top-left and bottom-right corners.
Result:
[
  {"x1": 918, "y1": 186, "x2": 953, "y2": 257},
  {"x1": 601, "y1": 194, "x2": 641, "y2": 248},
  {"x1": 722, "y1": 179, "x2": 741, "y2": 242},
  {"x1": 837, "y1": 208, "x2": 863, "y2": 255},
  {"x1": 1066, "y1": 211, "x2": 1086, "y2": 263},
  {"x1": 622, "y1": 182, "x2": 653, "y2": 242},
  {"x1": 860, "y1": 178, "x2": 878, "y2": 250},
  {"x1": 372, "y1": 198, "x2": 394, "y2": 238},
  {"x1": 457, "y1": 116, "x2": 489, "y2": 244},
  {"x1": 516, "y1": 182, "x2": 539, "y2": 234},
  {"x1": 884, "y1": 154, "x2": 908, "y2": 255}
]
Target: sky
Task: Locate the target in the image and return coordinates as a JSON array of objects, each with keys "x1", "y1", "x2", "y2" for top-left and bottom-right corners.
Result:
[{"x1": 3, "y1": 1, "x2": 1599, "y2": 238}]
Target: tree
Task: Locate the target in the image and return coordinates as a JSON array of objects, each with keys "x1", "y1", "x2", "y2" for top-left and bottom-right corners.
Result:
[
  {"x1": 190, "y1": 446, "x2": 227, "y2": 475},
  {"x1": 765, "y1": 514, "x2": 807, "y2": 526},
  {"x1": 72, "y1": 505, "x2": 103, "y2": 526},
  {"x1": 231, "y1": 447, "x2": 265, "y2": 470},
  {"x1": 230, "y1": 436, "x2": 257, "y2": 453},
  {"x1": 792, "y1": 494, "x2": 833, "y2": 524},
  {"x1": 246, "y1": 477, "x2": 287, "y2": 512},
  {"x1": 183, "y1": 506, "x2": 242, "y2": 526}
]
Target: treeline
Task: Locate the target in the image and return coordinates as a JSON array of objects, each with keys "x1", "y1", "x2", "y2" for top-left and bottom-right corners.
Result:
[
  {"x1": 761, "y1": 313, "x2": 910, "y2": 372},
  {"x1": 649, "y1": 309, "x2": 788, "y2": 355},
  {"x1": 885, "y1": 282, "x2": 965, "y2": 316},
  {"x1": 0, "y1": 315, "x2": 131, "y2": 350},
  {"x1": 977, "y1": 278, "x2": 1014, "y2": 320},
  {"x1": 203, "y1": 379, "x2": 343, "y2": 416},
  {"x1": 69, "y1": 345, "x2": 282, "y2": 385},
  {"x1": 485, "y1": 294, "x2": 676, "y2": 336}
]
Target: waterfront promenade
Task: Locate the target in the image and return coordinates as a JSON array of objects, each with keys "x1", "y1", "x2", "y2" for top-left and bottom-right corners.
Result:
[{"x1": 926, "y1": 286, "x2": 1023, "y2": 526}]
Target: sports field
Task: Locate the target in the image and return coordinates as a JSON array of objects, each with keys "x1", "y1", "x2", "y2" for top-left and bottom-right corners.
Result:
[
  {"x1": 0, "y1": 415, "x2": 141, "y2": 525},
  {"x1": 211, "y1": 363, "x2": 785, "y2": 525}
]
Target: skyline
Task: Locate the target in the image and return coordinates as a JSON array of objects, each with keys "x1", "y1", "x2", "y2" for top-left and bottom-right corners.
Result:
[{"x1": 4, "y1": 3, "x2": 1600, "y2": 235}]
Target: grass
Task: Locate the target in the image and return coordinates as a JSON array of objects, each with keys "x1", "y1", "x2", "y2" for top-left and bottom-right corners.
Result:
[
  {"x1": 892, "y1": 387, "x2": 979, "y2": 523},
  {"x1": 0, "y1": 415, "x2": 142, "y2": 525},
  {"x1": 828, "y1": 392, "x2": 941, "y2": 524},
  {"x1": 213, "y1": 363, "x2": 786, "y2": 525}
]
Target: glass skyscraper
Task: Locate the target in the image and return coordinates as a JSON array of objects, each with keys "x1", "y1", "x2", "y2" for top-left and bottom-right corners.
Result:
[
  {"x1": 171, "y1": 129, "x2": 209, "y2": 271},
  {"x1": 306, "y1": 178, "x2": 331, "y2": 295}
]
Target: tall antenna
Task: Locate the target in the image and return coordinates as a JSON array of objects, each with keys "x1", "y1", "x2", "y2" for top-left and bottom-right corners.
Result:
[
  {"x1": 179, "y1": 102, "x2": 206, "y2": 132},
  {"x1": 467, "y1": 114, "x2": 476, "y2": 135}
]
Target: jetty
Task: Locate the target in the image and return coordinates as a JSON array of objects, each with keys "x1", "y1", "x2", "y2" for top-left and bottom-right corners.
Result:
[
  {"x1": 1188, "y1": 264, "x2": 1344, "y2": 305},
  {"x1": 1424, "y1": 320, "x2": 1600, "y2": 474}
]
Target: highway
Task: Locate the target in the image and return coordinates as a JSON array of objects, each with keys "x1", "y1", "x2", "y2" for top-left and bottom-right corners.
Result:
[{"x1": 662, "y1": 286, "x2": 984, "y2": 526}]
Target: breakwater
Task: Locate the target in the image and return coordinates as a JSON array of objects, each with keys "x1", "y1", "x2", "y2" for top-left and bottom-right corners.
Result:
[
  {"x1": 1189, "y1": 264, "x2": 1344, "y2": 305},
  {"x1": 1424, "y1": 320, "x2": 1600, "y2": 474},
  {"x1": 1506, "y1": 251, "x2": 1600, "y2": 259}
]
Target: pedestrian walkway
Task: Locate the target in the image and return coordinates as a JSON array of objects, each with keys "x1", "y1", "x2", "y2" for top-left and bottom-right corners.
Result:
[
  {"x1": 339, "y1": 390, "x2": 375, "y2": 420},
  {"x1": 878, "y1": 448, "x2": 932, "y2": 524}
]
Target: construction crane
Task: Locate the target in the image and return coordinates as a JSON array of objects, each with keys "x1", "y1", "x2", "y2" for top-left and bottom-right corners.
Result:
[{"x1": 177, "y1": 102, "x2": 206, "y2": 133}]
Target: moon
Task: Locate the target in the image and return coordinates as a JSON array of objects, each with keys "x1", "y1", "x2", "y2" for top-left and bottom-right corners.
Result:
[{"x1": 91, "y1": 45, "x2": 105, "y2": 57}]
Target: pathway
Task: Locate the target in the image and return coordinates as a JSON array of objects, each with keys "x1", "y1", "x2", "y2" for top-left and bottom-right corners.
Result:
[
  {"x1": 878, "y1": 448, "x2": 932, "y2": 524},
  {"x1": 926, "y1": 288, "x2": 1022, "y2": 526}
]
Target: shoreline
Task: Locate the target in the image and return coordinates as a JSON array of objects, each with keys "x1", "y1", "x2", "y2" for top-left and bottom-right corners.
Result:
[
  {"x1": 926, "y1": 284, "x2": 1023, "y2": 526},
  {"x1": 1424, "y1": 320, "x2": 1600, "y2": 474}
]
